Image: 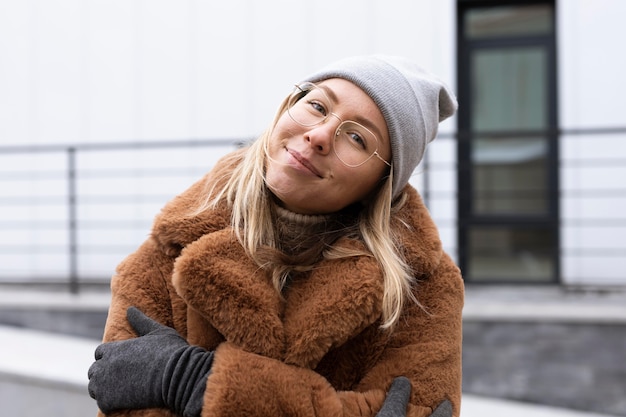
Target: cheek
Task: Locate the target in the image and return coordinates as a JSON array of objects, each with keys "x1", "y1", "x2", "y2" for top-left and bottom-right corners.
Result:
[
  {"x1": 337, "y1": 167, "x2": 385, "y2": 202},
  {"x1": 269, "y1": 114, "x2": 291, "y2": 140},
  {"x1": 264, "y1": 155, "x2": 284, "y2": 191},
  {"x1": 266, "y1": 118, "x2": 295, "y2": 159},
  {"x1": 267, "y1": 129, "x2": 284, "y2": 157}
]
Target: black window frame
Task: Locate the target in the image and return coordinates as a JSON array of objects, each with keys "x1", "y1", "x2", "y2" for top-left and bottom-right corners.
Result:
[{"x1": 456, "y1": 0, "x2": 560, "y2": 283}]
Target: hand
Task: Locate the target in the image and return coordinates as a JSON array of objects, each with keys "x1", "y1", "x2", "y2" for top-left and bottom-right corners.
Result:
[
  {"x1": 376, "y1": 376, "x2": 411, "y2": 416},
  {"x1": 88, "y1": 307, "x2": 214, "y2": 416},
  {"x1": 429, "y1": 400, "x2": 452, "y2": 417},
  {"x1": 375, "y1": 376, "x2": 453, "y2": 417}
]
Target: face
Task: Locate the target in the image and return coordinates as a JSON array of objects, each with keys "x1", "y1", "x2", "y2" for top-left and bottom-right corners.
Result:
[{"x1": 265, "y1": 78, "x2": 391, "y2": 215}]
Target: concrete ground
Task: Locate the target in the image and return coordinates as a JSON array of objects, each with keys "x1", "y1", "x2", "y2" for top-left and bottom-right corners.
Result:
[{"x1": 1, "y1": 323, "x2": 620, "y2": 417}]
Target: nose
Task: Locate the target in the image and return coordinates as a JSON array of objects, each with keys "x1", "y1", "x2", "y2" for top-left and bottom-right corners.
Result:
[{"x1": 305, "y1": 114, "x2": 341, "y2": 154}]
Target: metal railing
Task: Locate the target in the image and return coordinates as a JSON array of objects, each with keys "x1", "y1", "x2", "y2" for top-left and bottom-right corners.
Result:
[
  {"x1": 0, "y1": 139, "x2": 245, "y2": 292},
  {"x1": 1, "y1": 127, "x2": 625, "y2": 291}
]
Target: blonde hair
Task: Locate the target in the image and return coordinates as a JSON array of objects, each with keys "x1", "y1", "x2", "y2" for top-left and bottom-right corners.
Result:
[{"x1": 199, "y1": 97, "x2": 417, "y2": 329}]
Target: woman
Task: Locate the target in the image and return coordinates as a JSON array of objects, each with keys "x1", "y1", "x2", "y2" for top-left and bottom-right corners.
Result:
[{"x1": 88, "y1": 55, "x2": 463, "y2": 417}]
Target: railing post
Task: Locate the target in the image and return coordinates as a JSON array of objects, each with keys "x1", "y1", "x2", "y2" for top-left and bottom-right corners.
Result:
[{"x1": 67, "y1": 147, "x2": 78, "y2": 293}]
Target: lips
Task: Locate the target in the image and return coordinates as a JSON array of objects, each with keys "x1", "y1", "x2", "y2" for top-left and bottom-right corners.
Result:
[{"x1": 287, "y1": 148, "x2": 323, "y2": 178}]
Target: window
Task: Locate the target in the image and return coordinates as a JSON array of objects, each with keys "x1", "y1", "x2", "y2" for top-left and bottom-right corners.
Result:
[{"x1": 457, "y1": 0, "x2": 558, "y2": 282}]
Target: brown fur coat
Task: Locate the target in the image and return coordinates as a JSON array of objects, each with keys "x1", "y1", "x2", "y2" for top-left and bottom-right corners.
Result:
[{"x1": 99, "y1": 154, "x2": 464, "y2": 417}]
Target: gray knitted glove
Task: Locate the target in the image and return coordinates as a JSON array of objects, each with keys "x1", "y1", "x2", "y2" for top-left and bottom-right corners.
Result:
[
  {"x1": 376, "y1": 376, "x2": 411, "y2": 416},
  {"x1": 375, "y1": 376, "x2": 453, "y2": 417},
  {"x1": 88, "y1": 307, "x2": 213, "y2": 417},
  {"x1": 430, "y1": 399, "x2": 453, "y2": 417}
]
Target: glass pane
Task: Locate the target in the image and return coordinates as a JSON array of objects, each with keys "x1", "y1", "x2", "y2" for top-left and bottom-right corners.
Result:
[
  {"x1": 471, "y1": 47, "x2": 547, "y2": 131},
  {"x1": 472, "y1": 137, "x2": 548, "y2": 215},
  {"x1": 471, "y1": 47, "x2": 549, "y2": 215},
  {"x1": 466, "y1": 5, "x2": 553, "y2": 39},
  {"x1": 468, "y1": 227, "x2": 554, "y2": 281}
]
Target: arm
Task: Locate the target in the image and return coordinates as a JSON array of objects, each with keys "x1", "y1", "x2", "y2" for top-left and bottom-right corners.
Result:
[
  {"x1": 89, "y1": 263, "x2": 462, "y2": 417},
  {"x1": 199, "y1": 254, "x2": 463, "y2": 417},
  {"x1": 101, "y1": 165, "x2": 233, "y2": 345},
  {"x1": 93, "y1": 238, "x2": 184, "y2": 417},
  {"x1": 363, "y1": 253, "x2": 464, "y2": 416},
  {"x1": 90, "y1": 309, "x2": 428, "y2": 417},
  {"x1": 102, "y1": 238, "x2": 183, "y2": 344},
  {"x1": 92, "y1": 242, "x2": 462, "y2": 417},
  {"x1": 90, "y1": 307, "x2": 212, "y2": 416}
]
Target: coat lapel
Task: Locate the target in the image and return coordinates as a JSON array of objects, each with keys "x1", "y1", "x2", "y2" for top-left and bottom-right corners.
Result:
[
  {"x1": 172, "y1": 228, "x2": 286, "y2": 360},
  {"x1": 282, "y1": 238, "x2": 384, "y2": 368},
  {"x1": 172, "y1": 229, "x2": 385, "y2": 369}
]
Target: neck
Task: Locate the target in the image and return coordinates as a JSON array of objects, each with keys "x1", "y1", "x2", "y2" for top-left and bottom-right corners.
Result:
[
  {"x1": 273, "y1": 201, "x2": 362, "y2": 251},
  {"x1": 272, "y1": 204, "x2": 332, "y2": 255}
]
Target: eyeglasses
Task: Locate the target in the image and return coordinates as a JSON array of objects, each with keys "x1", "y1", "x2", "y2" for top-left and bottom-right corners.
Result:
[{"x1": 287, "y1": 82, "x2": 391, "y2": 168}]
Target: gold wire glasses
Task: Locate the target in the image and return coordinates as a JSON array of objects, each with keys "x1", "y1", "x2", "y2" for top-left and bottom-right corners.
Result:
[{"x1": 287, "y1": 82, "x2": 391, "y2": 168}]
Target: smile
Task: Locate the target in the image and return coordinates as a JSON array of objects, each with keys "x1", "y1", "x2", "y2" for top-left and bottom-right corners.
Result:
[{"x1": 287, "y1": 148, "x2": 323, "y2": 178}]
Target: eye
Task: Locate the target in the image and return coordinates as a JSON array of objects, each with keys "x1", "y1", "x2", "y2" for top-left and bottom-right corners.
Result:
[
  {"x1": 306, "y1": 99, "x2": 328, "y2": 117},
  {"x1": 346, "y1": 131, "x2": 367, "y2": 150},
  {"x1": 300, "y1": 88, "x2": 330, "y2": 117}
]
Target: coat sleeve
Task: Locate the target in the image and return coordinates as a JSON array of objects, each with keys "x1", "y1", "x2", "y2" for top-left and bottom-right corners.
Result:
[
  {"x1": 98, "y1": 239, "x2": 463, "y2": 417},
  {"x1": 97, "y1": 237, "x2": 389, "y2": 417},
  {"x1": 101, "y1": 237, "x2": 186, "y2": 344},
  {"x1": 199, "y1": 253, "x2": 464, "y2": 417},
  {"x1": 96, "y1": 237, "x2": 185, "y2": 417},
  {"x1": 101, "y1": 163, "x2": 232, "y2": 346},
  {"x1": 362, "y1": 253, "x2": 464, "y2": 417}
]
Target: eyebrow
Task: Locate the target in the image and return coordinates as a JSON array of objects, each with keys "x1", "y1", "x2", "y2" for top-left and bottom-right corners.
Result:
[{"x1": 317, "y1": 84, "x2": 387, "y2": 143}]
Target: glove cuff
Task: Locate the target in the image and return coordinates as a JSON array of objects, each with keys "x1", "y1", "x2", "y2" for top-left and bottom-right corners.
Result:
[{"x1": 163, "y1": 345, "x2": 214, "y2": 417}]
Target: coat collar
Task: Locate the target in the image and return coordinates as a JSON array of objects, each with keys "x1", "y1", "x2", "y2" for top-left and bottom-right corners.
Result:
[
  {"x1": 392, "y1": 185, "x2": 444, "y2": 277},
  {"x1": 151, "y1": 159, "x2": 444, "y2": 368},
  {"x1": 172, "y1": 228, "x2": 386, "y2": 369}
]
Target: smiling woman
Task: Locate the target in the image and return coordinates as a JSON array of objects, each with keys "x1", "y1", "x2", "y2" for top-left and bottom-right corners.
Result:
[
  {"x1": 87, "y1": 55, "x2": 462, "y2": 417},
  {"x1": 266, "y1": 78, "x2": 391, "y2": 214}
]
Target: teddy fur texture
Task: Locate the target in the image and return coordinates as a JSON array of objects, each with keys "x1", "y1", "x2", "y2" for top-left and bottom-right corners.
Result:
[{"x1": 98, "y1": 152, "x2": 464, "y2": 417}]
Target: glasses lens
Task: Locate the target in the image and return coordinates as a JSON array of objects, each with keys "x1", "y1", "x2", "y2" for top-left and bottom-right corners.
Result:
[
  {"x1": 334, "y1": 121, "x2": 379, "y2": 167},
  {"x1": 287, "y1": 83, "x2": 386, "y2": 168},
  {"x1": 287, "y1": 83, "x2": 331, "y2": 126}
]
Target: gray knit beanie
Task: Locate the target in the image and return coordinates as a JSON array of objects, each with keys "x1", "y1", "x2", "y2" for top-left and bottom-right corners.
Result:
[{"x1": 303, "y1": 55, "x2": 458, "y2": 199}]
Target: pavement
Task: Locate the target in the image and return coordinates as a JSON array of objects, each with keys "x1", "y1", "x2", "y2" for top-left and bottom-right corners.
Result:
[
  {"x1": 462, "y1": 285, "x2": 626, "y2": 324},
  {"x1": 1, "y1": 322, "x2": 621, "y2": 417}
]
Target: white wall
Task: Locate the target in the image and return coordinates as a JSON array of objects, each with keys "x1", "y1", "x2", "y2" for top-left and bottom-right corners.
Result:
[
  {"x1": 0, "y1": 0, "x2": 457, "y2": 281},
  {"x1": 558, "y1": 0, "x2": 626, "y2": 285},
  {"x1": 5, "y1": 0, "x2": 622, "y2": 287},
  {"x1": 0, "y1": 0, "x2": 456, "y2": 145}
]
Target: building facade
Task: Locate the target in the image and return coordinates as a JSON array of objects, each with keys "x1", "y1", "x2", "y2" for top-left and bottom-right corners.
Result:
[
  {"x1": 1, "y1": 0, "x2": 624, "y2": 288},
  {"x1": 0, "y1": 0, "x2": 625, "y2": 414}
]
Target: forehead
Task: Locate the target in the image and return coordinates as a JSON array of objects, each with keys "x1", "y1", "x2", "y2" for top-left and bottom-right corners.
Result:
[{"x1": 316, "y1": 78, "x2": 372, "y2": 107}]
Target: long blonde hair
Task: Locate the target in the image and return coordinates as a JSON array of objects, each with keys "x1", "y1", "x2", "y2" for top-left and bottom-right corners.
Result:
[{"x1": 199, "y1": 96, "x2": 417, "y2": 329}]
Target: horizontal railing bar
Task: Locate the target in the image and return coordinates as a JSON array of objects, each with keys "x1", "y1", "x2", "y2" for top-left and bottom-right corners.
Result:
[
  {"x1": 0, "y1": 168, "x2": 212, "y2": 180},
  {"x1": 1, "y1": 130, "x2": 624, "y2": 289},
  {"x1": 438, "y1": 126, "x2": 626, "y2": 140},
  {"x1": 0, "y1": 138, "x2": 246, "y2": 154},
  {"x1": 2, "y1": 126, "x2": 625, "y2": 155}
]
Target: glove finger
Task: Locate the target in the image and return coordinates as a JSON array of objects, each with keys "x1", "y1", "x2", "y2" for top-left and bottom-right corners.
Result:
[
  {"x1": 94, "y1": 343, "x2": 107, "y2": 360},
  {"x1": 87, "y1": 361, "x2": 98, "y2": 380},
  {"x1": 429, "y1": 399, "x2": 453, "y2": 417},
  {"x1": 127, "y1": 306, "x2": 170, "y2": 336},
  {"x1": 376, "y1": 376, "x2": 411, "y2": 416},
  {"x1": 87, "y1": 378, "x2": 97, "y2": 399},
  {"x1": 388, "y1": 376, "x2": 411, "y2": 405},
  {"x1": 87, "y1": 361, "x2": 102, "y2": 400}
]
